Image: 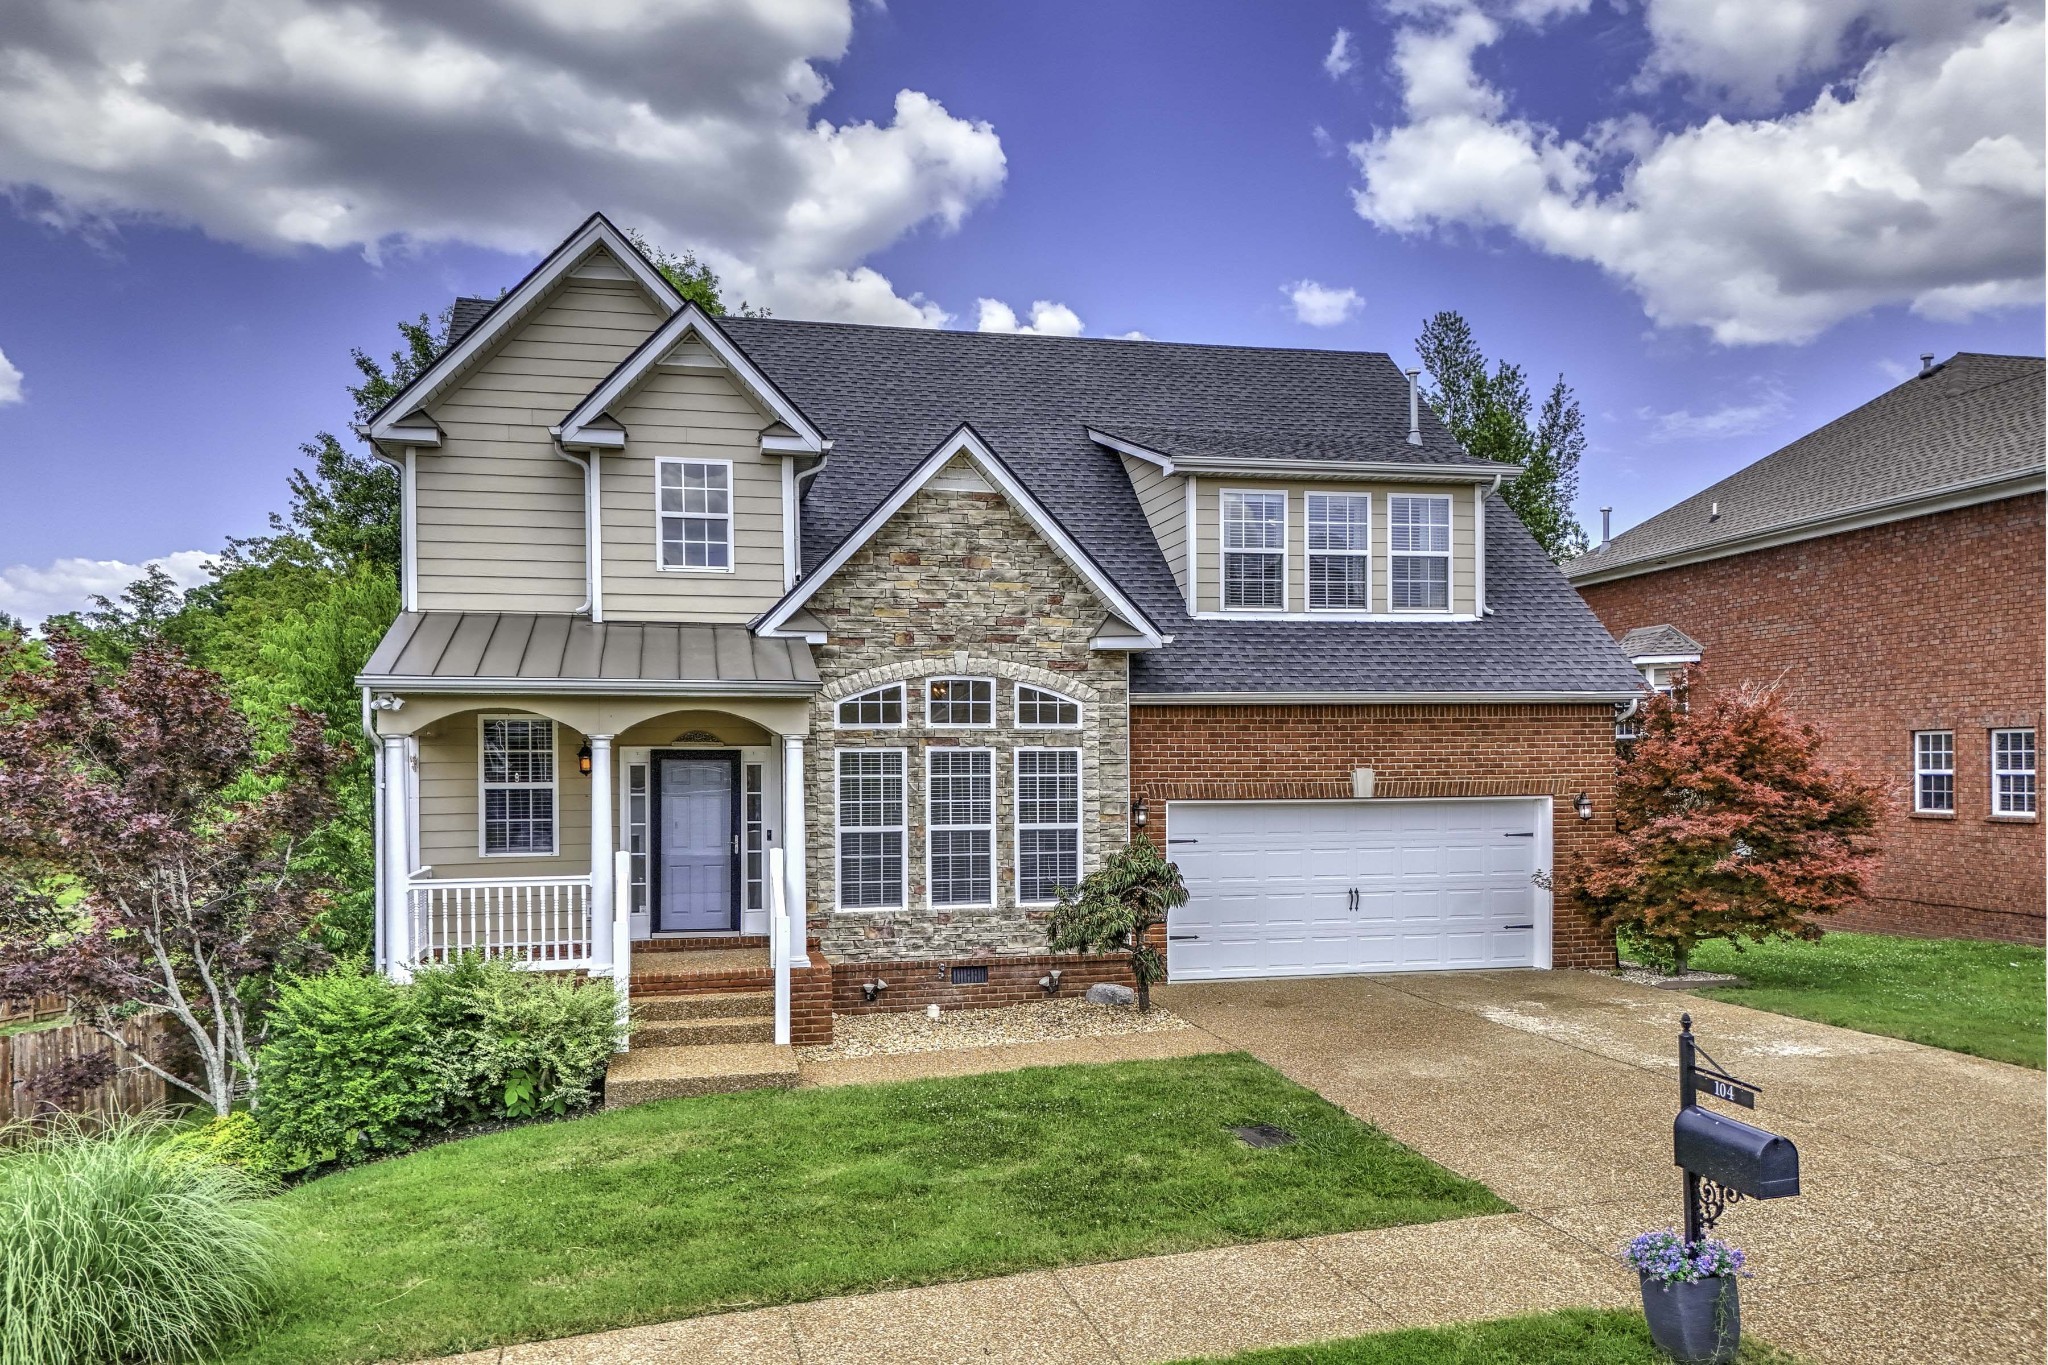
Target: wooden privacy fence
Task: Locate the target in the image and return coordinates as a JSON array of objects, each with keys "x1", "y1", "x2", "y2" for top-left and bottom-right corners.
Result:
[
  {"x1": 0, "y1": 994, "x2": 68, "y2": 1027},
  {"x1": 1, "y1": 1012, "x2": 171, "y2": 1125}
]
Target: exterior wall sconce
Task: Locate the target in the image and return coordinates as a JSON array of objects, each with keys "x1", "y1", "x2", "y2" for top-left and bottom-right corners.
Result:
[
  {"x1": 577, "y1": 740, "x2": 593, "y2": 777},
  {"x1": 1131, "y1": 797, "x2": 1149, "y2": 830},
  {"x1": 1573, "y1": 791, "x2": 1594, "y2": 821}
]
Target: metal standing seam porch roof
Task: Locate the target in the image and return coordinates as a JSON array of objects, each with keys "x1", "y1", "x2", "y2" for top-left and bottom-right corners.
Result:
[{"x1": 358, "y1": 613, "x2": 820, "y2": 694}]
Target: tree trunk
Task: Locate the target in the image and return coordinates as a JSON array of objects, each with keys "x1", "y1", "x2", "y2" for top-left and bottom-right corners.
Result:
[
  {"x1": 1135, "y1": 974, "x2": 1151, "y2": 1013},
  {"x1": 1672, "y1": 945, "x2": 1690, "y2": 977}
]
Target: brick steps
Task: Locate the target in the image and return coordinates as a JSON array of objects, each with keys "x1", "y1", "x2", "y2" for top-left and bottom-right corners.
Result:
[
  {"x1": 603, "y1": 1042, "x2": 797, "y2": 1107},
  {"x1": 635, "y1": 990, "x2": 774, "y2": 1021},
  {"x1": 635, "y1": 1014, "x2": 775, "y2": 1048}
]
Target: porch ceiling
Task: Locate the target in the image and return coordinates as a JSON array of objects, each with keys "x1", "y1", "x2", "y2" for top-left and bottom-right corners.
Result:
[{"x1": 359, "y1": 612, "x2": 819, "y2": 695}]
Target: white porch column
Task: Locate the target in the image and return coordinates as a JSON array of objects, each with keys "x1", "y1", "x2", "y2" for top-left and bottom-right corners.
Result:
[
  {"x1": 781, "y1": 735, "x2": 808, "y2": 961},
  {"x1": 588, "y1": 734, "x2": 615, "y2": 972},
  {"x1": 379, "y1": 736, "x2": 413, "y2": 982}
]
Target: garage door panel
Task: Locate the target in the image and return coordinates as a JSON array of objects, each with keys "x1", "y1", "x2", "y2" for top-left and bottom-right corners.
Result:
[{"x1": 1167, "y1": 799, "x2": 1542, "y2": 981}]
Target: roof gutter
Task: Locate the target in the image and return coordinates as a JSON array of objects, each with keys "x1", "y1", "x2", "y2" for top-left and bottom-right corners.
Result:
[
  {"x1": 1132, "y1": 689, "x2": 1645, "y2": 706},
  {"x1": 1085, "y1": 428, "x2": 1520, "y2": 483},
  {"x1": 551, "y1": 444, "x2": 598, "y2": 618},
  {"x1": 352, "y1": 675, "x2": 823, "y2": 697}
]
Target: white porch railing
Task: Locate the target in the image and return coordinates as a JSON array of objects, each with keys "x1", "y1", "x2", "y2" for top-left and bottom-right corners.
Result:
[{"x1": 406, "y1": 876, "x2": 594, "y2": 968}]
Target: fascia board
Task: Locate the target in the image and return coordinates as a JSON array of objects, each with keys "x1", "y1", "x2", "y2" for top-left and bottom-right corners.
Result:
[
  {"x1": 1131, "y1": 689, "x2": 1644, "y2": 705},
  {"x1": 1081, "y1": 428, "x2": 1517, "y2": 482},
  {"x1": 353, "y1": 675, "x2": 820, "y2": 697}
]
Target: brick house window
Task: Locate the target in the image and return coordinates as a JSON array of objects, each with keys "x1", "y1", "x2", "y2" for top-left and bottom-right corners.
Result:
[
  {"x1": 656, "y1": 458, "x2": 732, "y2": 570},
  {"x1": 1913, "y1": 731, "x2": 1954, "y2": 813},
  {"x1": 480, "y1": 717, "x2": 556, "y2": 855},
  {"x1": 927, "y1": 749, "x2": 994, "y2": 907},
  {"x1": 1389, "y1": 495, "x2": 1451, "y2": 611},
  {"x1": 1016, "y1": 748, "x2": 1082, "y2": 903},
  {"x1": 1992, "y1": 729, "x2": 2037, "y2": 816},
  {"x1": 837, "y1": 750, "x2": 906, "y2": 909},
  {"x1": 1306, "y1": 492, "x2": 1371, "y2": 610},
  {"x1": 926, "y1": 677, "x2": 994, "y2": 727},
  {"x1": 836, "y1": 682, "x2": 905, "y2": 729},
  {"x1": 1221, "y1": 490, "x2": 1286, "y2": 609}
]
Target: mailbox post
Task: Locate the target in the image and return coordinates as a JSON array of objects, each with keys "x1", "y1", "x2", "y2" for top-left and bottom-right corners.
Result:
[{"x1": 1675, "y1": 1013, "x2": 1800, "y2": 1242}]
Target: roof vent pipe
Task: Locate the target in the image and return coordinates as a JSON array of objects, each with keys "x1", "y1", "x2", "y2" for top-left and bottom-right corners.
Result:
[
  {"x1": 1599, "y1": 507, "x2": 1612, "y2": 549},
  {"x1": 1918, "y1": 352, "x2": 1936, "y2": 377},
  {"x1": 1710, "y1": 501, "x2": 1721, "y2": 522},
  {"x1": 1405, "y1": 369, "x2": 1422, "y2": 446}
]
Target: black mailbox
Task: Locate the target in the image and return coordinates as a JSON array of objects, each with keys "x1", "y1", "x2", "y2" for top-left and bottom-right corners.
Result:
[{"x1": 1673, "y1": 1104, "x2": 1800, "y2": 1200}]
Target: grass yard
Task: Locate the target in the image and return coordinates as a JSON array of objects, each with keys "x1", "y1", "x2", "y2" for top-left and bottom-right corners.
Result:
[
  {"x1": 1686, "y1": 931, "x2": 2046, "y2": 1069},
  {"x1": 224, "y1": 1053, "x2": 1504, "y2": 1365},
  {"x1": 1174, "y1": 1309, "x2": 1799, "y2": 1364}
]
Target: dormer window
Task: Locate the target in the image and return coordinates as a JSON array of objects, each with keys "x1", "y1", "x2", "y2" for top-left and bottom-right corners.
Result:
[
  {"x1": 1306, "y1": 493, "x2": 1371, "y2": 610},
  {"x1": 1222, "y1": 490, "x2": 1286, "y2": 610},
  {"x1": 657, "y1": 458, "x2": 733, "y2": 571},
  {"x1": 1389, "y1": 495, "x2": 1451, "y2": 611}
]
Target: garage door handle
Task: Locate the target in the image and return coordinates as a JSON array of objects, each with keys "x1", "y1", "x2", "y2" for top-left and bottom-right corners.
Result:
[
  {"x1": 1169, "y1": 934, "x2": 1200, "y2": 941},
  {"x1": 1167, "y1": 838, "x2": 1199, "y2": 845},
  {"x1": 1504, "y1": 923, "x2": 1533, "y2": 930},
  {"x1": 1504, "y1": 832, "x2": 1535, "y2": 838}
]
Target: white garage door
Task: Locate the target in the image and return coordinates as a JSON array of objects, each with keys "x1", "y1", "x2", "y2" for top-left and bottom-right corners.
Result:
[{"x1": 1165, "y1": 799, "x2": 1549, "y2": 980}]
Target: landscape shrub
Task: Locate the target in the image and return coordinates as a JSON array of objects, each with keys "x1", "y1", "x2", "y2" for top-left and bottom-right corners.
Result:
[
  {"x1": 257, "y1": 969, "x2": 446, "y2": 1168},
  {"x1": 412, "y1": 954, "x2": 623, "y2": 1118},
  {"x1": 0, "y1": 1117, "x2": 277, "y2": 1365},
  {"x1": 160, "y1": 1112, "x2": 288, "y2": 1182}
]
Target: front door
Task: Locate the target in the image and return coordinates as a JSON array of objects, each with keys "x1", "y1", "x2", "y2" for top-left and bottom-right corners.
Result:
[{"x1": 653, "y1": 751, "x2": 740, "y2": 933}]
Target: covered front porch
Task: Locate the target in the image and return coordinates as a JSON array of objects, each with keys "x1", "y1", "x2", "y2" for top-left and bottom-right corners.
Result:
[{"x1": 359, "y1": 614, "x2": 824, "y2": 1047}]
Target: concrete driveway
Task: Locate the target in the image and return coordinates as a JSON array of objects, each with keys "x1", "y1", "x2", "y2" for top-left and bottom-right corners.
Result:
[{"x1": 1154, "y1": 969, "x2": 2046, "y2": 1365}]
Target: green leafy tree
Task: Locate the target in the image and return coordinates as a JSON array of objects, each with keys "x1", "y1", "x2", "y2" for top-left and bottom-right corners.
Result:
[
  {"x1": 40, "y1": 562, "x2": 200, "y2": 667},
  {"x1": 1045, "y1": 837, "x2": 1188, "y2": 1011},
  {"x1": 1414, "y1": 310, "x2": 1590, "y2": 562},
  {"x1": 625, "y1": 228, "x2": 763, "y2": 317}
]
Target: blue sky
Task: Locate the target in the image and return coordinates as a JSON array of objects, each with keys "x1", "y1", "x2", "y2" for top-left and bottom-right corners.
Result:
[{"x1": 0, "y1": 0, "x2": 2040, "y2": 620}]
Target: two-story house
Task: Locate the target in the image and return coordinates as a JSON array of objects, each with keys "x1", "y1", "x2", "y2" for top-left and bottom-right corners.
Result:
[{"x1": 357, "y1": 215, "x2": 1643, "y2": 1091}]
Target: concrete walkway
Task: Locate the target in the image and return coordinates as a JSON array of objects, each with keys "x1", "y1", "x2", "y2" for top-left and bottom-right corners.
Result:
[{"x1": 435, "y1": 971, "x2": 2044, "y2": 1364}]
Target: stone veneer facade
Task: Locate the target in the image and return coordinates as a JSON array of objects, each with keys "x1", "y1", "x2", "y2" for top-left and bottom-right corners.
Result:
[{"x1": 802, "y1": 460, "x2": 1132, "y2": 962}]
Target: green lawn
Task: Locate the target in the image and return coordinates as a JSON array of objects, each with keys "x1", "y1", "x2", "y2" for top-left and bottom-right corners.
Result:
[
  {"x1": 225, "y1": 1053, "x2": 1505, "y2": 1365},
  {"x1": 1174, "y1": 1310, "x2": 1799, "y2": 1364},
  {"x1": 1685, "y1": 931, "x2": 2046, "y2": 1069}
]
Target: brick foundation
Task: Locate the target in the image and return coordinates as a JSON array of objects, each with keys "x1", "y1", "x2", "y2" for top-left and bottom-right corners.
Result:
[
  {"x1": 1577, "y1": 495, "x2": 2045, "y2": 945},
  {"x1": 1131, "y1": 701, "x2": 1622, "y2": 971},
  {"x1": 830, "y1": 952, "x2": 1136, "y2": 1015}
]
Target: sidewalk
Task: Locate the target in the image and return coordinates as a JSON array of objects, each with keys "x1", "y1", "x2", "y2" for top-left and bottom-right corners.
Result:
[{"x1": 437, "y1": 1212, "x2": 1631, "y2": 1364}]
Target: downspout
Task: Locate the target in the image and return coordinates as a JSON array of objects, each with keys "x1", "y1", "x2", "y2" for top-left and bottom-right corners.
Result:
[
  {"x1": 553, "y1": 444, "x2": 598, "y2": 619},
  {"x1": 795, "y1": 440, "x2": 834, "y2": 492},
  {"x1": 1479, "y1": 470, "x2": 1503, "y2": 617}
]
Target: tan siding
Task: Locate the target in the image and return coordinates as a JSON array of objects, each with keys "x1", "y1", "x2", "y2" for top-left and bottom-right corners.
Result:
[
  {"x1": 1121, "y1": 455, "x2": 1189, "y2": 599},
  {"x1": 1192, "y1": 477, "x2": 1478, "y2": 615},
  {"x1": 599, "y1": 366, "x2": 788, "y2": 621},
  {"x1": 415, "y1": 275, "x2": 663, "y2": 613},
  {"x1": 417, "y1": 715, "x2": 592, "y2": 879}
]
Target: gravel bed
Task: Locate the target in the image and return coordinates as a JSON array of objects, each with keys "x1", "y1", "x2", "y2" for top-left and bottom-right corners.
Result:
[
  {"x1": 1606, "y1": 966, "x2": 1744, "y2": 991},
  {"x1": 800, "y1": 998, "x2": 1192, "y2": 1061}
]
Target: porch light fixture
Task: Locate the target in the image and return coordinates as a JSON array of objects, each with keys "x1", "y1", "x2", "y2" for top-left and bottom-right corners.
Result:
[
  {"x1": 1131, "y1": 797, "x2": 1148, "y2": 830},
  {"x1": 577, "y1": 740, "x2": 593, "y2": 777},
  {"x1": 1573, "y1": 791, "x2": 1594, "y2": 821}
]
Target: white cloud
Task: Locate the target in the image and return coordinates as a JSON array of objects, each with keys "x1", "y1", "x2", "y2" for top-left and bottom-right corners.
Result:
[
  {"x1": 1349, "y1": 2, "x2": 2044, "y2": 345},
  {"x1": 1285, "y1": 279, "x2": 1365, "y2": 326},
  {"x1": 0, "y1": 549, "x2": 216, "y2": 626},
  {"x1": 0, "y1": 1, "x2": 1007, "y2": 325},
  {"x1": 0, "y1": 347, "x2": 20, "y2": 404},
  {"x1": 975, "y1": 298, "x2": 1085, "y2": 336},
  {"x1": 1324, "y1": 28, "x2": 1357, "y2": 79},
  {"x1": 1638, "y1": 382, "x2": 1790, "y2": 440}
]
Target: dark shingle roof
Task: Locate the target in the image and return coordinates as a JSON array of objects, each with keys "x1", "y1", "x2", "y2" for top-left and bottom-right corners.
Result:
[
  {"x1": 1616, "y1": 625, "x2": 1701, "y2": 660},
  {"x1": 448, "y1": 296, "x2": 497, "y2": 345},
  {"x1": 1568, "y1": 353, "x2": 2045, "y2": 582},
  {"x1": 719, "y1": 318, "x2": 1643, "y2": 699}
]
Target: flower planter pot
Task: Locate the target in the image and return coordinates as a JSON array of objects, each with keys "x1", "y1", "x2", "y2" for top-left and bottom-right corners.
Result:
[{"x1": 1640, "y1": 1272, "x2": 1740, "y2": 1363}]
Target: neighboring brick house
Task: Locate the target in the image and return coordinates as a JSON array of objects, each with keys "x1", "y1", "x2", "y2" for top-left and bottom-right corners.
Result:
[
  {"x1": 354, "y1": 214, "x2": 1643, "y2": 1087},
  {"x1": 1569, "y1": 353, "x2": 2046, "y2": 944}
]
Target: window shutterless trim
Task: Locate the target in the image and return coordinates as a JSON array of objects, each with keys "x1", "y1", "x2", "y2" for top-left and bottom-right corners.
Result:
[
  {"x1": 925, "y1": 747, "x2": 995, "y2": 910},
  {"x1": 654, "y1": 456, "x2": 735, "y2": 573},
  {"x1": 835, "y1": 747, "x2": 908, "y2": 912},
  {"x1": 477, "y1": 714, "x2": 559, "y2": 858},
  {"x1": 1991, "y1": 727, "x2": 2037, "y2": 817},
  {"x1": 1013, "y1": 681, "x2": 1083, "y2": 729},
  {"x1": 924, "y1": 676, "x2": 996, "y2": 728},
  {"x1": 1014, "y1": 747, "x2": 1083, "y2": 906},
  {"x1": 1305, "y1": 490, "x2": 1372, "y2": 612},
  {"x1": 1912, "y1": 730, "x2": 1955, "y2": 814},
  {"x1": 1388, "y1": 493, "x2": 1453, "y2": 613},
  {"x1": 834, "y1": 681, "x2": 907, "y2": 730},
  {"x1": 1219, "y1": 487, "x2": 1288, "y2": 612}
]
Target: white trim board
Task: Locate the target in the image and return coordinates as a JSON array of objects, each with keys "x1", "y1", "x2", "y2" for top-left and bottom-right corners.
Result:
[
  {"x1": 755, "y1": 424, "x2": 1166, "y2": 651},
  {"x1": 1133, "y1": 690, "x2": 1643, "y2": 705},
  {"x1": 1086, "y1": 427, "x2": 1523, "y2": 483}
]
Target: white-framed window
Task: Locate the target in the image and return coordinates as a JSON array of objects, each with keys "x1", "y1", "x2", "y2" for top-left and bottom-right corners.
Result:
[
  {"x1": 656, "y1": 458, "x2": 733, "y2": 571},
  {"x1": 479, "y1": 716, "x2": 557, "y2": 856},
  {"x1": 1306, "y1": 492, "x2": 1371, "y2": 610},
  {"x1": 926, "y1": 748, "x2": 994, "y2": 907},
  {"x1": 837, "y1": 750, "x2": 906, "y2": 910},
  {"x1": 1016, "y1": 748, "x2": 1081, "y2": 904},
  {"x1": 1913, "y1": 731, "x2": 1955, "y2": 813},
  {"x1": 836, "y1": 682, "x2": 905, "y2": 729},
  {"x1": 1015, "y1": 683, "x2": 1082, "y2": 729},
  {"x1": 625, "y1": 759, "x2": 649, "y2": 915},
  {"x1": 926, "y1": 676, "x2": 995, "y2": 727},
  {"x1": 1992, "y1": 729, "x2": 2037, "y2": 816},
  {"x1": 744, "y1": 761, "x2": 767, "y2": 909},
  {"x1": 1221, "y1": 489, "x2": 1287, "y2": 610},
  {"x1": 1389, "y1": 494, "x2": 1452, "y2": 611}
]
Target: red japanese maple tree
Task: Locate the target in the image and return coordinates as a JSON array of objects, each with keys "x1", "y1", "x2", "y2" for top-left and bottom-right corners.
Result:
[
  {"x1": 0, "y1": 635, "x2": 346, "y2": 1114},
  {"x1": 1567, "y1": 672, "x2": 1885, "y2": 974}
]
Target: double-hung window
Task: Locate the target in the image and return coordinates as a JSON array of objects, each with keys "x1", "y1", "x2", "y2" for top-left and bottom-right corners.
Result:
[
  {"x1": 837, "y1": 751, "x2": 906, "y2": 909},
  {"x1": 926, "y1": 677, "x2": 994, "y2": 727},
  {"x1": 1913, "y1": 731, "x2": 1954, "y2": 813},
  {"x1": 1992, "y1": 729, "x2": 2037, "y2": 816},
  {"x1": 1016, "y1": 748, "x2": 1081, "y2": 903},
  {"x1": 1389, "y1": 495, "x2": 1451, "y2": 611},
  {"x1": 1221, "y1": 490, "x2": 1286, "y2": 610},
  {"x1": 656, "y1": 458, "x2": 732, "y2": 570},
  {"x1": 1306, "y1": 492, "x2": 1371, "y2": 610},
  {"x1": 480, "y1": 717, "x2": 556, "y2": 855},
  {"x1": 927, "y1": 749, "x2": 994, "y2": 907}
]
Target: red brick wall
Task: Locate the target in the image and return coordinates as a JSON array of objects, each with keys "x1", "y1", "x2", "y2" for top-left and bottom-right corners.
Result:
[
  {"x1": 1577, "y1": 494, "x2": 2045, "y2": 944},
  {"x1": 831, "y1": 953, "x2": 1135, "y2": 1015},
  {"x1": 1130, "y1": 703, "x2": 1622, "y2": 970}
]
